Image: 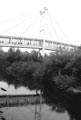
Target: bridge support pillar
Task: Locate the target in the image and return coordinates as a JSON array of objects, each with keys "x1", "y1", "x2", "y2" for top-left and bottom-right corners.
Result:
[
  {"x1": 42, "y1": 39, "x2": 45, "y2": 56},
  {"x1": 10, "y1": 47, "x2": 15, "y2": 52}
]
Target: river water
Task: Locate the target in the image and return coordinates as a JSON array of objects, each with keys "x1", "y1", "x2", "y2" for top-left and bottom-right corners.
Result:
[
  {"x1": 1, "y1": 104, "x2": 70, "y2": 120},
  {"x1": 0, "y1": 82, "x2": 81, "y2": 120},
  {"x1": 0, "y1": 82, "x2": 70, "y2": 120}
]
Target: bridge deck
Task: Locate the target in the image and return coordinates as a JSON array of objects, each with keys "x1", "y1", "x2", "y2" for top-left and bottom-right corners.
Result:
[{"x1": 0, "y1": 35, "x2": 78, "y2": 51}]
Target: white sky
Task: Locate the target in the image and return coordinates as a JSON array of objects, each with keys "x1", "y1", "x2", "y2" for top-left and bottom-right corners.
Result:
[
  {"x1": 0, "y1": 0, "x2": 81, "y2": 45},
  {"x1": 0, "y1": 0, "x2": 81, "y2": 94}
]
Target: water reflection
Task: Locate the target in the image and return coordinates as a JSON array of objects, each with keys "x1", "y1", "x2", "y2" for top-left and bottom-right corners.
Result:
[
  {"x1": 0, "y1": 110, "x2": 6, "y2": 120},
  {"x1": 43, "y1": 80, "x2": 81, "y2": 120},
  {"x1": 1, "y1": 82, "x2": 81, "y2": 120},
  {"x1": 1, "y1": 104, "x2": 69, "y2": 120}
]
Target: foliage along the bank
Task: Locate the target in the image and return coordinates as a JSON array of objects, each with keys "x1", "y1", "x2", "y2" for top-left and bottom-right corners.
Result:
[{"x1": 0, "y1": 48, "x2": 81, "y2": 91}]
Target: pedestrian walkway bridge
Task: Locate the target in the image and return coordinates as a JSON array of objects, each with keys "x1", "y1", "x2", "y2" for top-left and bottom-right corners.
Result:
[{"x1": 0, "y1": 35, "x2": 78, "y2": 52}]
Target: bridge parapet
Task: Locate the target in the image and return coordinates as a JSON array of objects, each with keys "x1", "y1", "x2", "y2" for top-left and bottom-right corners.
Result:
[{"x1": 0, "y1": 35, "x2": 78, "y2": 52}]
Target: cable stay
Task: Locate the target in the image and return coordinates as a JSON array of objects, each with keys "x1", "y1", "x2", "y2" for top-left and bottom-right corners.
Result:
[
  {"x1": 47, "y1": 10, "x2": 63, "y2": 43},
  {"x1": 43, "y1": 12, "x2": 58, "y2": 42},
  {"x1": 39, "y1": 7, "x2": 64, "y2": 44},
  {"x1": 43, "y1": 14, "x2": 53, "y2": 41},
  {"x1": 45, "y1": 14, "x2": 64, "y2": 43},
  {"x1": 0, "y1": 10, "x2": 38, "y2": 25},
  {"x1": 0, "y1": 12, "x2": 39, "y2": 35},
  {"x1": 20, "y1": 15, "x2": 39, "y2": 37},
  {"x1": 47, "y1": 11, "x2": 70, "y2": 43}
]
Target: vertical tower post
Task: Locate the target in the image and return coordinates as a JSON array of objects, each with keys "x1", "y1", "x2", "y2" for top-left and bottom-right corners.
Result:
[{"x1": 39, "y1": 7, "x2": 48, "y2": 57}]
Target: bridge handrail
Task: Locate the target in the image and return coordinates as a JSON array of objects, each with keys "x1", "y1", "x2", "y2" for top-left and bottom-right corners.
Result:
[{"x1": 0, "y1": 35, "x2": 78, "y2": 51}]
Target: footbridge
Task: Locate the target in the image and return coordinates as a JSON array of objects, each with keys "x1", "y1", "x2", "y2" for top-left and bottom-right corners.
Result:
[
  {"x1": 0, "y1": 35, "x2": 78, "y2": 52},
  {"x1": 0, "y1": 8, "x2": 79, "y2": 52}
]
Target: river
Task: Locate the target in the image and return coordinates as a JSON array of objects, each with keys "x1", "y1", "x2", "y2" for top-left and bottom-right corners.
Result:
[
  {"x1": 1, "y1": 104, "x2": 70, "y2": 120},
  {"x1": 0, "y1": 82, "x2": 81, "y2": 120}
]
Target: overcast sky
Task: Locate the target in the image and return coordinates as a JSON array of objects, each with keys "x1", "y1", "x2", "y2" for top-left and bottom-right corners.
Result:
[{"x1": 0, "y1": 0, "x2": 81, "y2": 95}]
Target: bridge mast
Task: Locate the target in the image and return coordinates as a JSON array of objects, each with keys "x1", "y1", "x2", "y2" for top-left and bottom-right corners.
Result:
[
  {"x1": 34, "y1": 8, "x2": 48, "y2": 120},
  {"x1": 40, "y1": 7, "x2": 48, "y2": 56}
]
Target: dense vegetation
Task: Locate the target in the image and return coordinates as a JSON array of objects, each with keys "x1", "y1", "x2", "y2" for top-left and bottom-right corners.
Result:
[
  {"x1": 0, "y1": 48, "x2": 80, "y2": 91},
  {"x1": 0, "y1": 47, "x2": 81, "y2": 120}
]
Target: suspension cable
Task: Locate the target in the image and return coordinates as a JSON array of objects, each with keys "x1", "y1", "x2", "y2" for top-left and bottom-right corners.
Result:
[
  {"x1": 0, "y1": 11, "x2": 38, "y2": 25},
  {"x1": 47, "y1": 11, "x2": 70, "y2": 43},
  {"x1": 21, "y1": 14, "x2": 39, "y2": 37},
  {"x1": 38, "y1": 7, "x2": 65, "y2": 43},
  {"x1": 46, "y1": 10, "x2": 60, "y2": 42},
  {"x1": 44, "y1": 13, "x2": 64, "y2": 44},
  {"x1": 46, "y1": 11, "x2": 66, "y2": 43},
  {"x1": 0, "y1": 12, "x2": 38, "y2": 35}
]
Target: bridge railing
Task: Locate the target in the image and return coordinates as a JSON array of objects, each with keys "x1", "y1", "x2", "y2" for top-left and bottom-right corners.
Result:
[
  {"x1": 0, "y1": 36, "x2": 43, "y2": 49},
  {"x1": 45, "y1": 40, "x2": 78, "y2": 51},
  {"x1": 0, "y1": 35, "x2": 78, "y2": 51}
]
